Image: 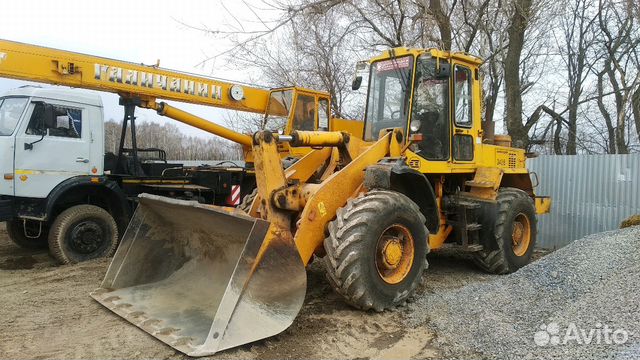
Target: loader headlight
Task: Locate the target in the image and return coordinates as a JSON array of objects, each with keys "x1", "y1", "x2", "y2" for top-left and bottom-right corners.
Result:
[{"x1": 410, "y1": 120, "x2": 422, "y2": 132}]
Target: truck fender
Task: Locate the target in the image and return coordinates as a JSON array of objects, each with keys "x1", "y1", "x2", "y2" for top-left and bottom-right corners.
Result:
[{"x1": 44, "y1": 176, "x2": 131, "y2": 228}]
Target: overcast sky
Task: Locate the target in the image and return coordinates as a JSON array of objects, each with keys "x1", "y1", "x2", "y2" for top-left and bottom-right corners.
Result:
[{"x1": 0, "y1": 0, "x2": 267, "y2": 138}]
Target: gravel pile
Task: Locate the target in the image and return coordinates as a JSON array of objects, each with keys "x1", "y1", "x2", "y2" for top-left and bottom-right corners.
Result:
[{"x1": 408, "y1": 226, "x2": 640, "y2": 359}]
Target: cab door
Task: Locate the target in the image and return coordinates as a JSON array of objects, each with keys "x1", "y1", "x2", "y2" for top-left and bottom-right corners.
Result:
[
  {"x1": 411, "y1": 55, "x2": 451, "y2": 163},
  {"x1": 451, "y1": 63, "x2": 476, "y2": 164},
  {"x1": 13, "y1": 99, "x2": 91, "y2": 198},
  {"x1": 0, "y1": 97, "x2": 29, "y2": 197},
  {"x1": 288, "y1": 91, "x2": 318, "y2": 132}
]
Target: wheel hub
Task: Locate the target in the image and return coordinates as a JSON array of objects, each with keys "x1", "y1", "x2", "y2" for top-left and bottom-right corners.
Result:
[
  {"x1": 512, "y1": 222, "x2": 524, "y2": 245},
  {"x1": 375, "y1": 224, "x2": 415, "y2": 285},
  {"x1": 69, "y1": 221, "x2": 105, "y2": 254},
  {"x1": 511, "y1": 213, "x2": 531, "y2": 257},
  {"x1": 381, "y1": 239, "x2": 403, "y2": 269}
]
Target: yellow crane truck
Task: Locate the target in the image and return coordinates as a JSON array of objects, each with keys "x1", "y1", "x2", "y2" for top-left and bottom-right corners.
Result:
[{"x1": 0, "y1": 39, "x2": 361, "y2": 263}]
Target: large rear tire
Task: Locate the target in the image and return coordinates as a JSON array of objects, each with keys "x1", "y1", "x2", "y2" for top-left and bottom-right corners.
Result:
[
  {"x1": 323, "y1": 190, "x2": 428, "y2": 312},
  {"x1": 473, "y1": 188, "x2": 537, "y2": 274},
  {"x1": 48, "y1": 205, "x2": 119, "y2": 264},
  {"x1": 6, "y1": 219, "x2": 48, "y2": 249}
]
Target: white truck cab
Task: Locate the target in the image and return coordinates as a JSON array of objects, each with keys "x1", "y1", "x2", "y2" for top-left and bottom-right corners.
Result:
[
  {"x1": 0, "y1": 86, "x2": 122, "y2": 263},
  {"x1": 0, "y1": 86, "x2": 251, "y2": 264},
  {"x1": 2, "y1": 86, "x2": 104, "y2": 198}
]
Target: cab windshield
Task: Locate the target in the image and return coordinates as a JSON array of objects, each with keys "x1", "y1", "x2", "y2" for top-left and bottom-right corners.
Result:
[
  {"x1": 364, "y1": 56, "x2": 414, "y2": 141},
  {"x1": 0, "y1": 97, "x2": 29, "y2": 136},
  {"x1": 264, "y1": 89, "x2": 293, "y2": 132}
]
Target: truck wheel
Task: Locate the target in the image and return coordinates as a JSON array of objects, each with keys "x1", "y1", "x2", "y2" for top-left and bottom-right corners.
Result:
[
  {"x1": 6, "y1": 219, "x2": 48, "y2": 249},
  {"x1": 473, "y1": 188, "x2": 537, "y2": 274},
  {"x1": 323, "y1": 190, "x2": 428, "y2": 312},
  {"x1": 239, "y1": 188, "x2": 258, "y2": 214},
  {"x1": 48, "y1": 205, "x2": 119, "y2": 264}
]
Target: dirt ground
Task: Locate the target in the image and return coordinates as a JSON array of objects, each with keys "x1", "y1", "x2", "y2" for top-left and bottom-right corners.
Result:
[{"x1": 0, "y1": 224, "x2": 545, "y2": 359}]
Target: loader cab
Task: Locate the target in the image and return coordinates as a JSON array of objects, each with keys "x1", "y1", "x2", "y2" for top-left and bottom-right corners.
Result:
[
  {"x1": 263, "y1": 87, "x2": 332, "y2": 158},
  {"x1": 264, "y1": 87, "x2": 331, "y2": 133},
  {"x1": 362, "y1": 49, "x2": 483, "y2": 172}
]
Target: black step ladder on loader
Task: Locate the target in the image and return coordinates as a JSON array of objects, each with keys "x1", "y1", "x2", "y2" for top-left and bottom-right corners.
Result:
[{"x1": 448, "y1": 199, "x2": 484, "y2": 252}]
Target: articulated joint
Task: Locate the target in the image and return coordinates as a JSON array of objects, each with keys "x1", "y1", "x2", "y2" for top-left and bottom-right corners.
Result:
[
  {"x1": 156, "y1": 101, "x2": 167, "y2": 115},
  {"x1": 252, "y1": 130, "x2": 275, "y2": 145},
  {"x1": 271, "y1": 184, "x2": 320, "y2": 211}
]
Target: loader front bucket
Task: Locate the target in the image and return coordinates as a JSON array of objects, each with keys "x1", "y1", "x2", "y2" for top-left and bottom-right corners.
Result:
[{"x1": 90, "y1": 194, "x2": 307, "y2": 357}]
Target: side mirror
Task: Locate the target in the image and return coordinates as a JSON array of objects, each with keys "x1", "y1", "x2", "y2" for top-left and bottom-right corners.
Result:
[
  {"x1": 24, "y1": 102, "x2": 55, "y2": 150},
  {"x1": 351, "y1": 76, "x2": 362, "y2": 91},
  {"x1": 351, "y1": 61, "x2": 369, "y2": 90}
]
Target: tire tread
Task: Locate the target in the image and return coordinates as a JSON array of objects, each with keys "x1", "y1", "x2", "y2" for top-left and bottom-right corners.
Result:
[
  {"x1": 473, "y1": 187, "x2": 537, "y2": 274},
  {"x1": 323, "y1": 190, "x2": 428, "y2": 311},
  {"x1": 48, "y1": 204, "x2": 118, "y2": 264}
]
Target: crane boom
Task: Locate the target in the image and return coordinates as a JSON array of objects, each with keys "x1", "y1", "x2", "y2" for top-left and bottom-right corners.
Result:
[
  {"x1": 0, "y1": 39, "x2": 269, "y2": 112},
  {"x1": 0, "y1": 38, "x2": 356, "y2": 163}
]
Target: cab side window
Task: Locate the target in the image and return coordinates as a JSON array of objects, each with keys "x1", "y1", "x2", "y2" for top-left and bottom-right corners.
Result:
[
  {"x1": 318, "y1": 98, "x2": 329, "y2": 130},
  {"x1": 453, "y1": 65, "x2": 472, "y2": 128},
  {"x1": 293, "y1": 95, "x2": 316, "y2": 131},
  {"x1": 26, "y1": 103, "x2": 82, "y2": 138}
]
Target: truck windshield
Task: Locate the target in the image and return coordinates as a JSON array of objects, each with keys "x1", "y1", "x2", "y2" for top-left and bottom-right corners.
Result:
[
  {"x1": 0, "y1": 97, "x2": 28, "y2": 136},
  {"x1": 264, "y1": 89, "x2": 293, "y2": 132},
  {"x1": 364, "y1": 56, "x2": 414, "y2": 141}
]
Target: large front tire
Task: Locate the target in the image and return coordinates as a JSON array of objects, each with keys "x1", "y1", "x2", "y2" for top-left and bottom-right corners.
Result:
[
  {"x1": 473, "y1": 188, "x2": 537, "y2": 274},
  {"x1": 48, "y1": 205, "x2": 119, "y2": 264},
  {"x1": 6, "y1": 219, "x2": 48, "y2": 249},
  {"x1": 323, "y1": 190, "x2": 428, "y2": 312}
]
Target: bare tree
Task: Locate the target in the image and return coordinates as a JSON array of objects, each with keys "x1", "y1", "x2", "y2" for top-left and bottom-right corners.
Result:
[
  {"x1": 633, "y1": 84, "x2": 640, "y2": 141},
  {"x1": 525, "y1": 0, "x2": 598, "y2": 154},
  {"x1": 593, "y1": 0, "x2": 640, "y2": 153},
  {"x1": 475, "y1": 0, "x2": 509, "y2": 128},
  {"x1": 182, "y1": 0, "x2": 639, "y2": 154},
  {"x1": 415, "y1": 0, "x2": 453, "y2": 50},
  {"x1": 503, "y1": 0, "x2": 535, "y2": 149},
  {"x1": 558, "y1": 0, "x2": 598, "y2": 154}
]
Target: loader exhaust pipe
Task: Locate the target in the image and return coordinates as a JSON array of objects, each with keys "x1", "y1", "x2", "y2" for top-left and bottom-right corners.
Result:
[{"x1": 91, "y1": 194, "x2": 306, "y2": 356}]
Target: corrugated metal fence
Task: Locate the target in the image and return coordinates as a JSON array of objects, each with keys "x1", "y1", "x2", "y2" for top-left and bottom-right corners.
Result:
[{"x1": 528, "y1": 154, "x2": 640, "y2": 249}]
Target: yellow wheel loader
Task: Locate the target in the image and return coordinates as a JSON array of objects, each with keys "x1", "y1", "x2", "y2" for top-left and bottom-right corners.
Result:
[{"x1": 87, "y1": 47, "x2": 551, "y2": 356}]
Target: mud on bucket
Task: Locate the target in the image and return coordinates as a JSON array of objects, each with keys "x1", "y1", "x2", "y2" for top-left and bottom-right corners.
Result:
[{"x1": 90, "y1": 193, "x2": 307, "y2": 357}]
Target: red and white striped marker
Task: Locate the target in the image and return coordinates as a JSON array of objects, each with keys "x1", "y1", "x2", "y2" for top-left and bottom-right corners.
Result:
[{"x1": 227, "y1": 185, "x2": 241, "y2": 206}]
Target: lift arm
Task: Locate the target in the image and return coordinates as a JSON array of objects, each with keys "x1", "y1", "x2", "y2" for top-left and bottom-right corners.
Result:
[{"x1": 0, "y1": 39, "x2": 269, "y2": 112}]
